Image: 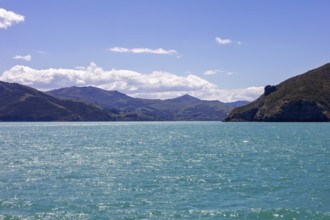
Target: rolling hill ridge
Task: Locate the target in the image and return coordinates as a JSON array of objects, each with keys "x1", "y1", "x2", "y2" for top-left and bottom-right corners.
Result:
[
  {"x1": 0, "y1": 81, "x2": 113, "y2": 121},
  {"x1": 0, "y1": 81, "x2": 248, "y2": 121},
  {"x1": 48, "y1": 86, "x2": 242, "y2": 121}
]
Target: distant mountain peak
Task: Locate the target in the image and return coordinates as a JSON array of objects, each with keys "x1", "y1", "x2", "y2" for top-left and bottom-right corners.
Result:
[{"x1": 169, "y1": 94, "x2": 200, "y2": 102}]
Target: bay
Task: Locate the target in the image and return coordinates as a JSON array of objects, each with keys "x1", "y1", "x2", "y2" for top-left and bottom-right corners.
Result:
[{"x1": 0, "y1": 122, "x2": 329, "y2": 219}]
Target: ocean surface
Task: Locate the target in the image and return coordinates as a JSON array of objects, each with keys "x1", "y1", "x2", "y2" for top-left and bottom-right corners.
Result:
[{"x1": 0, "y1": 122, "x2": 329, "y2": 220}]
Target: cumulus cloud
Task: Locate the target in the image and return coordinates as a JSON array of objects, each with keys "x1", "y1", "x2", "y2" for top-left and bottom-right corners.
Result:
[
  {"x1": 128, "y1": 86, "x2": 263, "y2": 102},
  {"x1": 109, "y1": 47, "x2": 178, "y2": 56},
  {"x1": 188, "y1": 86, "x2": 263, "y2": 103},
  {"x1": 13, "y1": 54, "x2": 32, "y2": 61},
  {"x1": 74, "y1": 66, "x2": 86, "y2": 70},
  {"x1": 216, "y1": 36, "x2": 243, "y2": 46},
  {"x1": 203, "y1": 69, "x2": 222, "y2": 75},
  {"x1": 215, "y1": 37, "x2": 232, "y2": 45},
  {"x1": 0, "y1": 63, "x2": 263, "y2": 102},
  {"x1": 0, "y1": 8, "x2": 24, "y2": 29},
  {"x1": 204, "y1": 69, "x2": 235, "y2": 76}
]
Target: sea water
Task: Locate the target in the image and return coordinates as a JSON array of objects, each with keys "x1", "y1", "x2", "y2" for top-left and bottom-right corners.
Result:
[{"x1": 0, "y1": 122, "x2": 329, "y2": 219}]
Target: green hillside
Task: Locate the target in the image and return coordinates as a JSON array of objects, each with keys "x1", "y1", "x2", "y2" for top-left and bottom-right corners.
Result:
[
  {"x1": 0, "y1": 81, "x2": 113, "y2": 121},
  {"x1": 225, "y1": 63, "x2": 330, "y2": 122},
  {"x1": 48, "y1": 87, "x2": 235, "y2": 121}
]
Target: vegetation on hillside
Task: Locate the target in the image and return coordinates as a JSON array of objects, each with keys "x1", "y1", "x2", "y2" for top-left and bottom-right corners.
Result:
[{"x1": 225, "y1": 63, "x2": 330, "y2": 122}]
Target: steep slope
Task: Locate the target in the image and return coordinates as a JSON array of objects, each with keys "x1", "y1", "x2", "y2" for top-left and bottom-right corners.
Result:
[
  {"x1": 48, "y1": 87, "x2": 234, "y2": 121},
  {"x1": 225, "y1": 63, "x2": 330, "y2": 122},
  {"x1": 0, "y1": 81, "x2": 113, "y2": 121}
]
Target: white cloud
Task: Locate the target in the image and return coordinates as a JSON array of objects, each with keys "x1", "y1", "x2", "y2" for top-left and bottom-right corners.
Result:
[
  {"x1": 203, "y1": 69, "x2": 222, "y2": 75},
  {"x1": 188, "y1": 86, "x2": 263, "y2": 103},
  {"x1": 74, "y1": 66, "x2": 86, "y2": 70},
  {"x1": 127, "y1": 86, "x2": 263, "y2": 102},
  {"x1": 216, "y1": 36, "x2": 243, "y2": 46},
  {"x1": 0, "y1": 8, "x2": 24, "y2": 29},
  {"x1": 203, "y1": 69, "x2": 235, "y2": 76},
  {"x1": 0, "y1": 63, "x2": 263, "y2": 102},
  {"x1": 13, "y1": 55, "x2": 32, "y2": 61},
  {"x1": 109, "y1": 47, "x2": 178, "y2": 56},
  {"x1": 215, "y1": 37, "x2": 232, "y2": 45}
]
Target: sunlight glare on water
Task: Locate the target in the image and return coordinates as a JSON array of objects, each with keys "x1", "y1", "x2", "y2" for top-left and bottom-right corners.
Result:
[{"x1": 0, "y1": 122, "x2": 329, "y2": 219}]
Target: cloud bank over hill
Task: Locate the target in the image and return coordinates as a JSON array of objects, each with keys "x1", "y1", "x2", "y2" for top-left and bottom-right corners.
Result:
[{"x1": 0, "y1": 63, "x2": 263, "y2": 102}]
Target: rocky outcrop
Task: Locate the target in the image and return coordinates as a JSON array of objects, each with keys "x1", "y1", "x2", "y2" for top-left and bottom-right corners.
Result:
[
  {"x1": 264, "y1": 85, "x2": 276, "y2": 96},
  {"x1": 225, "y1": 63, "x2": 330, "y2": 122}
]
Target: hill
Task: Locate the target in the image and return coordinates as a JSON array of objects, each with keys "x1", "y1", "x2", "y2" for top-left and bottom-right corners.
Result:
[
  {"x1": 225, "y1": 63, "x2": 330, "y2": 122},
  {"x1": 48, "y1": 86, "x2": 237, "y2": 121},
  {"x1": 0, "y1": 81, "x2": 113, "y2": 121},
  {"x1": 0, "y1": 81, "x2": 249, "y2": 121}
]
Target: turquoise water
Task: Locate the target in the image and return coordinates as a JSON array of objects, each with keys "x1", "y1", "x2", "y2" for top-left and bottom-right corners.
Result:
[{"x1": 0, "y1": 122, "x2": 329, "y2": 219}]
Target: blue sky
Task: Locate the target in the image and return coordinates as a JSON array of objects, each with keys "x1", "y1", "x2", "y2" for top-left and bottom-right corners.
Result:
[{"x1": 1, "y1": 0, "x2": 329, "y2": 101}]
